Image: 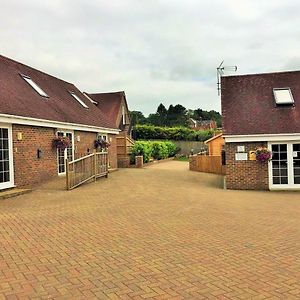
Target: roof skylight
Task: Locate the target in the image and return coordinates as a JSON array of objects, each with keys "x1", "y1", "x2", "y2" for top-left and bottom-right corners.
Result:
[
  {"x1": 273, "y1": 88, "x2": 294, "y2": 105},
  {"x1": 21, "y1": 74, "x2": 49, "y2": 97},
  {"x1": 70, "y1": 92, "x2": 89, "y2": 109}
]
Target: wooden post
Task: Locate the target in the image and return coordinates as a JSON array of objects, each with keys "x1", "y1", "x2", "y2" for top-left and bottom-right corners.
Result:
[
  {"x1": 105, "y1": 152, "x2": 109, "y2": 178},
  {"x1": 94, "y1": 153, "x2": 97, "y2": 181},
  {"x1": 65, "y1": 158, "x2": 69, "y2": 190}
]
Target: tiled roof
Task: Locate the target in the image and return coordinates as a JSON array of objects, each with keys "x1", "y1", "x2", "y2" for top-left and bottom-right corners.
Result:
[
  {"x1": 86, "y1": 91, "x2": 125, "y2": 126},
  {"x1": 0, "y1": 55, "x2": 117, "y2": 130},
  {"x1": 204, "y1": 133, "x2": 223, "y2": 144},
  {"x1": 221, "y1": 71, "x2": 300, "y2": 135}
]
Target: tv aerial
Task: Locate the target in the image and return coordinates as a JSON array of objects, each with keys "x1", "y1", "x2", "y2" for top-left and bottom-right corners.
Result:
[{"x1": 217, "y1": 61, "x2": 237, "y2": 96}]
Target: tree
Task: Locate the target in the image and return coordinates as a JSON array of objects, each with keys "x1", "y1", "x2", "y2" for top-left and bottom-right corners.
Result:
[
  {"x1": 167, "y1": 104, "x2": 188, "y2": 127},
  {"x1": 156, "y1": 103, "x2": 168, "y2": 126},
  {"x1": 192, "y1": 109, "x2": 222, "y2": 127},
  {"x1": 130, "y1": 111, "x2": 147, "y2": 126}
]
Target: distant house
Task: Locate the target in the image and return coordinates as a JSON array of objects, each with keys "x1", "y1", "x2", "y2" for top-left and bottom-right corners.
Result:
[
  {"x1": 204, "y1": 133, "x2": 224, "y2": 156},
  {"x1": 188, "y1": 118, "x2": 217, "y2": 131},
  {"x1": 86, "y1": 91, "x2": 134, "y2": 167},
  {"x1": 222, "y1": 70, "x2": 300, "y2": 190},
  {"x1": 0, "y1": 55, "x2": 119, "y2": 190}
]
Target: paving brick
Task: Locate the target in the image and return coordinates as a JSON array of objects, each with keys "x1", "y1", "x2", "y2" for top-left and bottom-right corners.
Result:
[{"x1": 0, "y1": 161, "x2": 299, "y2": 299}]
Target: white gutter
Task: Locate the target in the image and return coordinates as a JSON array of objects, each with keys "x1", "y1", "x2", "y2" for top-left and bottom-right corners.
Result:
[
  {"x1": 224, "y1": 133, "x2": 300, "y2": 143},
  {"x1": 0, "y1": 113, "x2": 120, "y2": 134}
]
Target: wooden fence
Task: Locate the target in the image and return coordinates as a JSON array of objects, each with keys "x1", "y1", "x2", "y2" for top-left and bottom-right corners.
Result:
[
  {"x1": 116, "y1": 136, "x2": 135, "y2": 167},
  {"x1": 66, "y1": 152, "x2": 108, "y2": 190},
  {"x1": 189, "y1": 154, "x2": 226, "y2": 175}
]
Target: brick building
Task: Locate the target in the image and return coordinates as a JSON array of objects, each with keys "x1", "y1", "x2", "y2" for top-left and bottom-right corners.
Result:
[
  {"x1": 0, "y1": 55, "x2": 119, "y2": 190},
  {"x1": 188, "y1": 118, "x2": 217, "y2": 131},
  {"x1": 86, "y1": 91, "x2": 134, "y2": 167},
  {"x1": 222, "y1": 70, "x2": 300, "y2": 190}
]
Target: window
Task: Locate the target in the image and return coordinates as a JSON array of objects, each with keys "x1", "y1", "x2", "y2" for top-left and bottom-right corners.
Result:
[
  {"x1": 21, "y1": 74, "x2": 49, "y2": 97},
  {"x1": 70, "y1": 92, "x2": 89, "y2": 109},
  {"x1": 273, "y1": 88, "x2": 294, "y2": 105}
]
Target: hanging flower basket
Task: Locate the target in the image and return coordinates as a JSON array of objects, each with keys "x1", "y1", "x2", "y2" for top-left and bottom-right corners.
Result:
[
  {"x1": 94, "y1": 138, "x2": 111, "y2": 150},
  {"x1": 255, "y1": 147, "x2": 272, "y2": 162},
  {"x1": 53, "y1": 136, "x2": 70, "y2": 150}
]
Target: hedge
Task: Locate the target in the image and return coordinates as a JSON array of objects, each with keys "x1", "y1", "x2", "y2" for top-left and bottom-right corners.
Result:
[
  {"x1": 130, "y1": 141, "x2": 179, "y2": 164},
  {"x1": 133, "y1": 124, "x2": 214, "y2": 141}
]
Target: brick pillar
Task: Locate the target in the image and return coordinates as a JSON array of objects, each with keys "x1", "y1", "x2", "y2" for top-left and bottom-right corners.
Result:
[{"x1": 135, "y1": 156, "x2": 143, "y2": 168}]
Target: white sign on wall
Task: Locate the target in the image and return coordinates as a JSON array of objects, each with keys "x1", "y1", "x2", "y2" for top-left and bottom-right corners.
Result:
[
  {"x1": 237, "y1": 145, "x2": 245, "y2": 152},
  {"x1": 235, "y1": 153, "x2": 248, "y2": 161}
]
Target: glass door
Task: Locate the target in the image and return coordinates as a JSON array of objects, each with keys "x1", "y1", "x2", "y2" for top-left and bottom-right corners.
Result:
[
  {"x1": 57, "y1": 131, "x2": 73, "y2": 174},
  {"x1": 293, "y1": 144, "x2": 300, "y2": 185},
  {"x1": 0, "y1": 127, "x2": 13, "y2": 189},
  {"x1": 271, "y1": 144, "x2": 288, "y2": 185}
]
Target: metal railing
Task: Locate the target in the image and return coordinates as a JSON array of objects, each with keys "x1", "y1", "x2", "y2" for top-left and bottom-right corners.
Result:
[{"x1": 66, "y1": 152, "x2": 108, "y2": 190}]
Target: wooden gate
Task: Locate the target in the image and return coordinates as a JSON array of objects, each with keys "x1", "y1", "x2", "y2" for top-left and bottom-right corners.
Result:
[{"x1": 66, "y1": 152, "x2": 108, "y2": 190}]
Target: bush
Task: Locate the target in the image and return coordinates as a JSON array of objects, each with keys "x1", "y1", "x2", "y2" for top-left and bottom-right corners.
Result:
[
  {"x1": 133, "y1": 124, "x2": 214, "y2": 141},
  {"x1": 130, "y1": 141, "x2": 153, "y2": 163},
  {"x1": 130, "y1": 141, "x2": 178, "y2": 164},
  {"x1": 152, "y1": 142, "x2": 169, "y2": 160}
]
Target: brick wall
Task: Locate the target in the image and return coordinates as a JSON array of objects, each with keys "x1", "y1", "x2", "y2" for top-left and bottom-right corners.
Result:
[
  {"x1": 74, "y1": 131, "x2": 97, "y2": 158},
  {"x1": 225, "y1": 142, "x2": 269, "y2": 190},
  {"x1": 12, "y1": 126, "x2": 118, "y2": 188},
  {"x1": 12, "y1": 125, "x2": 57, "y2": 188}
]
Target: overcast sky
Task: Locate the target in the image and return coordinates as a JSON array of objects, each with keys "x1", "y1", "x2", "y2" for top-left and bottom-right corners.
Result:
[{"x1": 1, "y1": 0, "x2": 300, "y2": 115}]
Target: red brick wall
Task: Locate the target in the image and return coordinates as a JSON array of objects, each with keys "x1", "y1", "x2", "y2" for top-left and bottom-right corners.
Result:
[
  {"x1": 225, "y1": 142, "x2": 269, "y2": 190},
  {"x1": 74, "y1": 131, "x2": 97, "y2": 158},
  {"x1": 12, "y1": 125, "x2": 57, "y2": 188},
  {"x1": 12, "y1": 126, "x2": 118, "y2": 188}
]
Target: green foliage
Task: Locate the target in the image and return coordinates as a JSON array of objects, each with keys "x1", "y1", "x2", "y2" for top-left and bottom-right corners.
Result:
[
  {"x1": 133, "y1": 124, "x2": 214, "y2": 141},
  {"x1": 192, "y1": 109, "x2": 222, "y2": 127},
  {"x1": 130, "y1": 111, "x2": 147, "y2": 126},
  {"x1": 152, "y1": 142, "x2": 169, "y2": 160},
  {"x1": 130, "y1": 141, "x2": 178, "y2": 164},
  {"x1": 130, "y1": 141, "x2": 153, "y2": 163},
  {"x1": 130, "y1": 104, "x2": 221, "y2": 128}
]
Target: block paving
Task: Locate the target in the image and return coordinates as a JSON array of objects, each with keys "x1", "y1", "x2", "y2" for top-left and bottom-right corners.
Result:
[{"x1": 0, "y1": 161, "x2": 300, "y2": 299}]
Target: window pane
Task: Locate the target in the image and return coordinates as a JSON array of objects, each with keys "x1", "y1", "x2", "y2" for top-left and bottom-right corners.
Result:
[
  {"x1": 294, "y1": 177, "x2": 300, "y2": 184},
  {"x1": 293, "y1": 144, "x2": 300, "y2": 151},
  {"x1": 279, "y1": 144, "x2": 287, "y2": 152},
  {"x1": 279, "y1": 152, "x2": 287, "y2": 160},
  {"x1": 281, "y1": 177, "x2": 288, "y2": 184}
]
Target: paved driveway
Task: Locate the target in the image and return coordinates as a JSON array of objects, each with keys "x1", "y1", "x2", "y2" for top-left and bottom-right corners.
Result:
[{"x1": 1, "y1": 161, "x2": 300, "y2": 299}]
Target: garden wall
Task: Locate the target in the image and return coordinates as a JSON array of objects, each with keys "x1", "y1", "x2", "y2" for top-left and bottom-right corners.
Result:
[{"x1": 169, "y1": 140, "x2": 206, "y2": 156}]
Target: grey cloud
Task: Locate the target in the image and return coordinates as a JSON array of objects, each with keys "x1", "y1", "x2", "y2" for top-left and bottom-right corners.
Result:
[{"x1": 0, "y1": 0, "x2": 300, "y2": 115}]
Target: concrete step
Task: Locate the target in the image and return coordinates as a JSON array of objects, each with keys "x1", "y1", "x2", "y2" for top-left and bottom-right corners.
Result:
[{"x1": 0, "y1": 188, "x2": 31, "y2": 200}]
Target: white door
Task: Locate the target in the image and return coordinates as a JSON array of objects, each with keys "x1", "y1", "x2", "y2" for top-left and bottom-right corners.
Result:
[
  {"x1": 0, "y1": 125, "x2": 14, "y2": 190},
  {"x1": 269, "y1": 142, "x2": 300, "y2": 189},
  {"x1": 57, "y1": 131, "x2": 74, "y2": 174}
]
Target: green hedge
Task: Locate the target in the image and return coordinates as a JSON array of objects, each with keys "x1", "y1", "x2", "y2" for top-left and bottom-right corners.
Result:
[
  {"x1": 133, "y1": 124, "x2": 214, "y2": 141},
  {"x1": 130, "y1": 141, "x2": 179, "y2": 164}
]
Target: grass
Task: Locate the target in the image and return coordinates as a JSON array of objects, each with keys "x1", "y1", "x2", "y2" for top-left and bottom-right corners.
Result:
[{"x1": 174, "y1": 156, "x2": 189, "y2": 162}]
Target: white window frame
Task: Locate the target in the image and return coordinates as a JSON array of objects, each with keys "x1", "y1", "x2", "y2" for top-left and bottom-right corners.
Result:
[
  {"x1": 21, "y1": 74, "x2": 49, "y2": 98},
  {"x1": 70, "y1": 92, "x2": 89, "y2": 109},
  {"x1": 56, "y1": 130, "x2": 75, "y2": 175},
  {"x1": 0, "y1": 123, "x2": 14, "y2": 190},
  {"x1": 268, "y1": 141, "x2": 300, "y2": 190}
]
